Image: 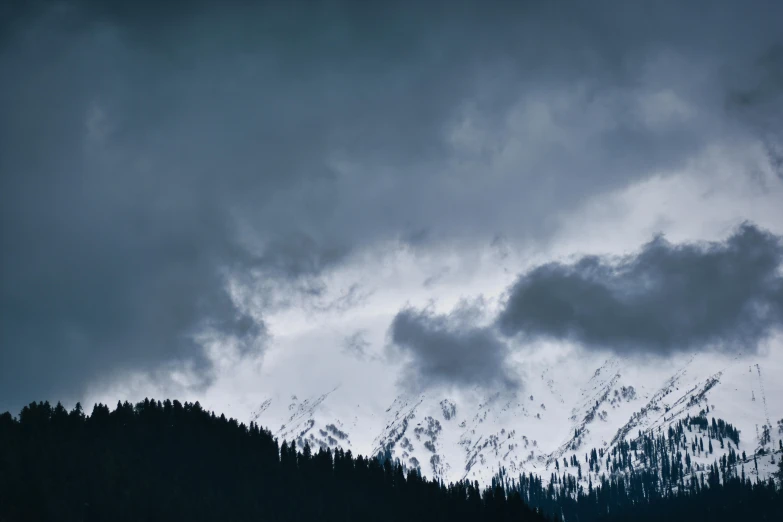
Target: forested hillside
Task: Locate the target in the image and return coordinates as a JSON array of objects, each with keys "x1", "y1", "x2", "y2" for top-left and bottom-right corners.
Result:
[
  {"x1": 1, "y1": 399, "x2": 781, "y2": 522},
  {"x1": 504, "y1": 413, "x2": 783, "y2": 520},
  {"x1": 0, "y1": 400, "x2": 545, "y2": 522}
]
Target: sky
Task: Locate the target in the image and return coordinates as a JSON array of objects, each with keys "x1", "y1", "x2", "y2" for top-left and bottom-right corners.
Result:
[{"x1": 1, "y1": 0, "x2": 783, "y2": 416}]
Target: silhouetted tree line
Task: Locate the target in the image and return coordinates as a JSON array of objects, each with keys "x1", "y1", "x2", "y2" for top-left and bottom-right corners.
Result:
[
  {"x1": 2, "y1": 399, "x2": 781, "y2": 522},
  {"x1": 501, "y1": 416, "x2": 783, "y2": 522},
  {"x1": 509, "y1": 466, "x2": 782, "y2": 521},
  {"x1": 0, "y1": 400, "x2": 546, "y2": 522}
]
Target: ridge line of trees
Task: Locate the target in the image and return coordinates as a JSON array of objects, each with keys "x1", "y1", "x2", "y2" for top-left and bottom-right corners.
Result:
[
  {"x1": 2, "y1": 399, "x2": 781, "y2": 522},
  {"x1": 0, "y1": 399, "x2": 546, "y2": 522}
]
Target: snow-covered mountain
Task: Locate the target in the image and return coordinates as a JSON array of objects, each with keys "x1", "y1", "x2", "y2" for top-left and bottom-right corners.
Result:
[{"x1": 249, "y1": 347, "x2": 783, "y2": 488}]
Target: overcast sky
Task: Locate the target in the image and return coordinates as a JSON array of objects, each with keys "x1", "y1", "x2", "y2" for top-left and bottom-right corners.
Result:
[{"x1": 1, "y1": 0, "x2": 782, "y2": 415}]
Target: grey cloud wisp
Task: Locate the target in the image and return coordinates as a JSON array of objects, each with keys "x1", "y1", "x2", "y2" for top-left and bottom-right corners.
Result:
[
  {"x1": 2, "y1": 0, "x2": 782, "y2": 410},
  {"x1": 389, "y1": 303, "x2": 518, "y2": 392},
  {"x1": 498, "y1": 224, "x2": 783, "y2": 354}
]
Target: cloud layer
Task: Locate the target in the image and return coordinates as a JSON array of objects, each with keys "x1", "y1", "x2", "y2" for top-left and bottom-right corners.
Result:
[
  {"x1": 389, "y1": 301, "x2": 518, "y2": 391},
  {"x1": 387, "y1": 224, "x2": 783, "y2": 390},
  {"x1": 498, "y1": 224, "x2": 783, "y2": 353},
  {"x1": 2, "y1": 0, "x2": 782, "y2": 409}
]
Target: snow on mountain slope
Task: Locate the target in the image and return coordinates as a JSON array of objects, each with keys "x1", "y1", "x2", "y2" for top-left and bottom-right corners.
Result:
[{"x1": 249, "y1": 346, "x2": 783, "y2": 487}]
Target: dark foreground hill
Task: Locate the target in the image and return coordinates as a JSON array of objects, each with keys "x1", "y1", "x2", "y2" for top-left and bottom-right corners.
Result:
[
  {"x1": 0, "y1": 399, "x2": 546, "y2": 522},
  {"x1": 1, "y1": 399, "x2": 782, "y2": 522}
]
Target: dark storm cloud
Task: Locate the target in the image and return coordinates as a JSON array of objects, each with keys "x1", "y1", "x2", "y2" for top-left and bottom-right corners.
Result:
[
  {"x1": 387, "y1": 224, "x2": 783, "y2": 388},
  {"x1": 497, "y1": 224, "x2": 783, "y2": 354},
  {"x1": 389, "y1": 302, "x2": 518, "y2": 391},
  {"x1": 725, "y1": 44, "x2": 783, "y2": 178},
  {"x1": 2, "y1": 0, "x2": 782, "y2": 409}
]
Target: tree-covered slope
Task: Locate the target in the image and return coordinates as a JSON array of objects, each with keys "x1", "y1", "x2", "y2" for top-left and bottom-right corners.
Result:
[{"x1": 0, "y1": 399, "x2": 546, "y2": 522}]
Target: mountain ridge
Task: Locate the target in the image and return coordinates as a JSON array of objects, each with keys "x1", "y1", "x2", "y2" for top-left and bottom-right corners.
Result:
[{"x1": 251, "y1": 348, "x2": 783, "y2": 489}]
